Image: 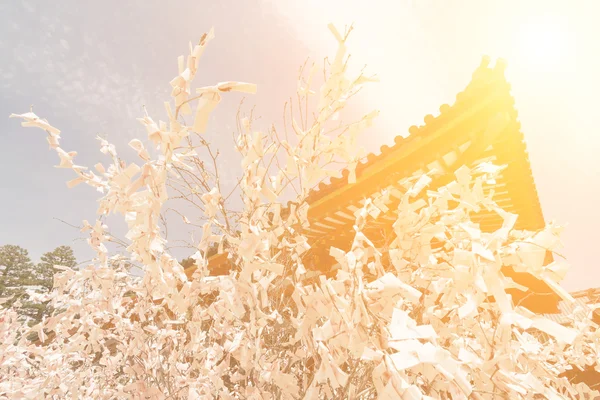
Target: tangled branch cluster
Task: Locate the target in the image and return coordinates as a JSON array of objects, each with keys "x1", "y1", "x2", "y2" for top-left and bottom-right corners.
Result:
[{"x1": 2, "y1": 25, "x2": 600, "y2": 399}]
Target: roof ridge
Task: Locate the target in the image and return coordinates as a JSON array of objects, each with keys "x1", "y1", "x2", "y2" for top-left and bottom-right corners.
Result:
[{"x1": 305, "y1": 56, "x2": 510, "y2": 204}]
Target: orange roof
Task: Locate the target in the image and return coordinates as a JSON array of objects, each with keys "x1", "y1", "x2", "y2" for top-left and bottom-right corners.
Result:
[
  {"x1": 305, "y1": 56, "x2": 544, "y2": 237},
  {"x1": 188, "y1": 57, "x2": 560, "y2": 313}
]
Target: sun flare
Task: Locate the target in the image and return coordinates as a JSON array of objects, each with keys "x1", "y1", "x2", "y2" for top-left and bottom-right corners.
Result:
[{"x1": 516, "y1": 15, "x2": 571, "y2": 72}]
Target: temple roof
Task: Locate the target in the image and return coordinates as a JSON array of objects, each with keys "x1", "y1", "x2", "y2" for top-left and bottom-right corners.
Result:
[
  {"x1": 304, "y1": 56, "x2": 544, "y2": 240},
  {"x1": 299, "y1": 56, "x2": 557, "y2": 312},
  {"x1": 190, "y1": 57, "x2": 560, "y2": 313}
]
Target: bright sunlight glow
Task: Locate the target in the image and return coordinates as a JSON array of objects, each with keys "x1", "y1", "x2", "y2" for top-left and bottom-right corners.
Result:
[{"x1": 516, "y1": 15, "x2": 571, "y2": 73}]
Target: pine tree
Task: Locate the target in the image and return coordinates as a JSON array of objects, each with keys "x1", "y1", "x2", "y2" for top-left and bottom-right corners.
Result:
[
  {"x1": 0, "y1": 244, "x2": 78, "y2": 325},
  {"x1": 0, "y1": 244, "x2": 38, "y2": 323},
  {"x1": 31, "y1": 245, "x2": 78, "y2": 324},
  {"x1": 37, "y1": 245, "x2": 77, "y2": 291}
]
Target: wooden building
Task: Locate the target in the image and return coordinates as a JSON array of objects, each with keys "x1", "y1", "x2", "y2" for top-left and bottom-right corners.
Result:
[{"x1": 189, "y1": 57, "x2": 561, "y2": 314}]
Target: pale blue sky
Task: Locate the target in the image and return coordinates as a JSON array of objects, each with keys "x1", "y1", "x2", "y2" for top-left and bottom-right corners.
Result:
[
  {"x1": 2, "y1": 0, "x2": 599, "y2": 291},
  {"x1": 0, "y1": 0, "x2": 310, "y2": 266}
]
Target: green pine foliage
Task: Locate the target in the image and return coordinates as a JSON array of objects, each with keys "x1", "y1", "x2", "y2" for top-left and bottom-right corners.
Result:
[
  {"x1": 37, "y1": 245, "x2": 77, "y2": 290},
  {"x1": 0, "y1": 244, "x2": 77, "y2": 325}
]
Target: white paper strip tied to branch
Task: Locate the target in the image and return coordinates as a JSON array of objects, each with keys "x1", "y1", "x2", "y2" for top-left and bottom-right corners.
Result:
[
  {"x1": 192, "y1": 82, "x2": 257, "y2": 134},
  {"x1": 388, "y1": 308, "x2": 437, "y2": 341},
  {"x1": 367, "y1": 273, "x2": 422, "y2": 303},
  {"x1": 240, "y1": 262, "x2": 284, "y2": 282},
  {"x1": 9, "y1": 111, "x2": 61, "y2": 137},
  {"x1": 55, "y1": 148, "x2": 80, "y2": 169},
  {"x1": 128, "y1": 139, "x2": 150, "y2": 161}
]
